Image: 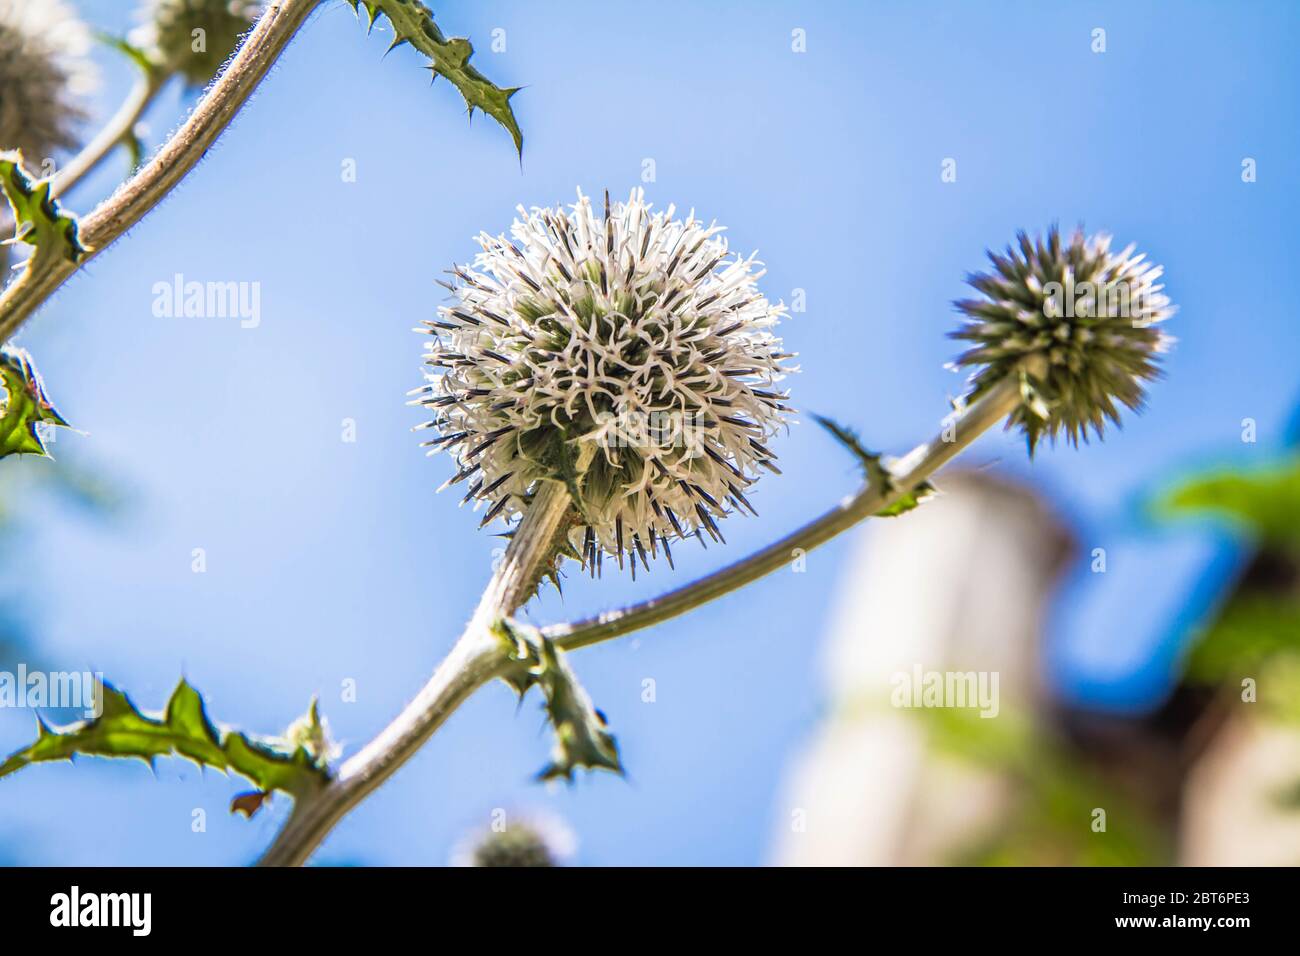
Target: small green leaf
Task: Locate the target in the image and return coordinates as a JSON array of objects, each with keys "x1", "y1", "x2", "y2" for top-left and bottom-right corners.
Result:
[
  {"x1": 874, "y1": 486, "x2": 935, "y2": 518},
  {"x1": 97, "y1": 32, "x2": 159, "y2": 78},
  {"x1": 0, "y1": 678, "x2": 331, "y2": 803},
  {"x1": 498, "y1": 619, "x2": 622, "y2": 781},
  {"x1": 0, "y1": 346, "x2": 69, "y2": 459},
  {"x1": 349, "y1": 0, "x2": 524, "y2": 155},
  {"x1": 0, "y1": 152, "x2": 86, "y2": 265},
  {"x1": 96, "y1": 36, "x2": 157, "y2": 175},
  {"x1": 814, "y1": 414, "x2": 935, "y2": 517}
]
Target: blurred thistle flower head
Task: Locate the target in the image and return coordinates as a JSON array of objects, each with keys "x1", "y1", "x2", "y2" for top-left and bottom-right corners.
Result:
[
  {"x1": 417, "y1": 188, "x2": 795, "y2": 573},
  {"x1": 134, "y1": 0, "x2": 261, "y2": 84},
  {"x1": 451, "y1": 812, "x2": 577, "y2": 867},
  {"x1": 0, "y1": 0, "x2": 97, "y2": 161},
  {"x1": 952, "y1": 226, "x2": 1174, "y2": 452}
]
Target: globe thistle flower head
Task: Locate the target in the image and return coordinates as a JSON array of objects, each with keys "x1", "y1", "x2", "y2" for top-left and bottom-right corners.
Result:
[
  {"x1": 0, "y1": 0, "x2": 96, "y2": 161},
  {"x1": 451, "y1": 813, "x2": 577, "y2": 867},
  {"x1": 135, "y1": 0, "x2": 261, "y2": 85},
  {"x1": 952, "y1": 226, "x2": 1174, "y2": 453},
  {"x1": 416, "y1": 188, "x2": 795, "y2": 575}
]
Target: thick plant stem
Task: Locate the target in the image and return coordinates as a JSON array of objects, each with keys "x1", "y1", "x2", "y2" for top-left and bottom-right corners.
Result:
[
  {"x1": 543, "y1": 375, "x2": 1024, "y2": 650},
  {"x1": 257, "y1": 479, "x2": 575, "y2": 867},
  {"x1": 258, "y1": 378, "x2": 1022, "y2": 867},
  {"x1": 0, "y1": 0, "x2": 319, "y2": 345}
]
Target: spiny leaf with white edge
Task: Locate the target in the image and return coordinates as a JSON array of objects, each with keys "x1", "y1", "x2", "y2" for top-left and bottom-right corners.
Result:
[
  {"x1": 0, "y1": 679, "x2": 332, "y2": 809},
  {"x1": 0, "y1": 346, "x2": 69, "y2": 459},
  {"x1": 498, "y1": 619, "x2": 622, "y2": 782},
  {"x1": 348, "y1": 0, "x2": 523, "y2": 155},
  {"x1": 0, "y1": 152, "x2": 85, "y2": 266},
  {"x1": 814, "y1": 414, "x2": 935, "y2": 517}
]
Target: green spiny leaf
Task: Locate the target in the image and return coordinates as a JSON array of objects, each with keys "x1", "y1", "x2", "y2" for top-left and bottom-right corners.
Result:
[
  {"x1": 348, "y1": 0, "x2": 523, "y2": 155},
  {"x1": 0, "y1": 678, "x2": 331, "y2": 804},
  {"x1": 814, "y1": 414, "x2": 935, "y2": 517},
  {"x1": 0, "y1": 152, "x2": 85, "y2": 266},
  {"x1": 0, "y1": 346, "x2": 69, "y2": 459},
  {"x1": 497, "y1": 619, "x2": 622, "y2": 781}
]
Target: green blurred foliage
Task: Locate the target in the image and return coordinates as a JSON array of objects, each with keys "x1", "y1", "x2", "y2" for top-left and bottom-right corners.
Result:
[
  {"x1": 896, "y1": 456, "x2": 1300, "y2": 866},
  {"x1": 1161, "y1": 458, "x2": 1300, "y2": 552},
  {"x1": 919, "y1": 707, "x2": 1170, "y2": 866},
  {"x1": 1162, "y1": 456, "x2": 1300, "y2": 719}
]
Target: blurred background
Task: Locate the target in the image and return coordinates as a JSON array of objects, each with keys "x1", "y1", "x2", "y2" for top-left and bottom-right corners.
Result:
[{"x1": 1, "y1": 0, "x2": 1298, "y2": 865}]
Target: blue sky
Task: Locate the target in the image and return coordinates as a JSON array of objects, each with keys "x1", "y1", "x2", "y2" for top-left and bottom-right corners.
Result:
[{"x1": 2, "y1": 0, "x2": 1297, "y2": 865}]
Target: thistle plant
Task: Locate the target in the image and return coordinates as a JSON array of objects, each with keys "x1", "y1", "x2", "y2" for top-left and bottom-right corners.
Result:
[
  {"x1": 0, "y1": 1, "x2": 1178, "y2": 868},
  {"x1": 135, "y1": 0, "x2": 262, "y2": 84},
  {"x1": 417, "y1": 188, "x2": 793, "y2": 577},
  {"x1": 0, "y1": 0, "x2": 95, "y2": 276},
  {"x1": 0, "y1": 0, "x2": 95, "y2": 161},
  {"x1": 451, "y1": 812, "x2": 576, "y2": 867},
  {"x1": 952, "y1": 227, "x2": 1174, "y2": 451},
  {"x1": 0, "y1": 344, "x2": 69, "y2": 457}
]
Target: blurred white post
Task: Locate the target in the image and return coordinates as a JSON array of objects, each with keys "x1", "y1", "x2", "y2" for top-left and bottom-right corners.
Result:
[
  {"x1": 771, "y1": 470, "x2": 1072, "y2": 866},
  {"x1": 1180, "y1": 698, "x2": 1300, "y2": 864}
]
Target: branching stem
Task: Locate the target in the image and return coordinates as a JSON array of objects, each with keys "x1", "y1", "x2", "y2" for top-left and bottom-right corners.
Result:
[
  {"x1": 52, "y1": 69, "x2": 168, "y2": 200},
  {"x1": 547, "y1": 376, "x2": 1023, "y2": 650},
  {"x1": 258, "y1": 375, "x2": 1023, "y2": 866},
  {"x1": 0, "y1": 0, "x2": 320, "y2": 345},
  {"x1": 257, "y1": 478, "x2": 576, "y2": 866}
]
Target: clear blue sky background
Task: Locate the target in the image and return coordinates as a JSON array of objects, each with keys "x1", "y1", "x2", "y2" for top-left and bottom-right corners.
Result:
[{"x1": 2, "y1": 0, "x2": 1296, "y2": 865}]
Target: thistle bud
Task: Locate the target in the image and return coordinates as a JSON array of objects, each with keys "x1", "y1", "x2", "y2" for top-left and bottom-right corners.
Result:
[
  {"x1": 952, "y1": 227, "x2": 1174, "y2": 451},
  {"x1": 135, "y1": 0, "x2": 261, "y2": 84},
  {"x1": 416, "y1": 188, "x2": 795, "y2": 574},
  {"x1": 452, "y1": 814, "x2": 576, "y2": 867},
  {"x1": 0, "y1": 0, "x2": 95, "y2": 161},
  {"x1": 283, "y1": 700, "x2": 340, "y2": 766}
]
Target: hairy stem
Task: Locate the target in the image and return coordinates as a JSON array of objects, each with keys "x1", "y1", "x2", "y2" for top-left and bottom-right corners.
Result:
[
  {"x1": 543, "y1": 375, "x2": 1023, "y2": 649},
  {"x1": 258, "y1": 378, "x2": 1021, "y2": 866},
  {"x1": 0, "y1": 0, "x2": 320, "y2": 345},
  {"x1": 257, "y1": 479, "x2": 576, "y2": 867}
]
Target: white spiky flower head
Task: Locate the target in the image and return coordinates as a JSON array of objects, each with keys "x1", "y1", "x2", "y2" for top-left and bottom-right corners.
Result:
[
  {"x1": 0, "y1": 0, "x2": 96, "y2": 161},
  {"x1": 416, "y1": 188, "x2": 795, "y2": 575}
]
